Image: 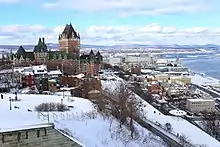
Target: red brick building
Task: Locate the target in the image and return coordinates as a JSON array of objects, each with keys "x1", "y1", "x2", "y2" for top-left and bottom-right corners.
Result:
[
  {"x1": 148, "y1": 82, "x2": 163, "y2": 96},
  {"x1": 22, "y1": 73, "x2": 35, "y2": 87}
]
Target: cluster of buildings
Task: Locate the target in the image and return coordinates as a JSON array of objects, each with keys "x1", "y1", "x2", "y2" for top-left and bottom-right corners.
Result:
[
  {"x1": 0, "y1": 23, "x2": 104, "y2": 95},
  {"x1": 0, "y1": 63, "x2": 102, "y2": 98},
  {"x1": 3, "y1": 23, "x2": 103, "y2": 76},
  {"x1": 110, "y1": 55, "x2": 216, "y2": 115}
]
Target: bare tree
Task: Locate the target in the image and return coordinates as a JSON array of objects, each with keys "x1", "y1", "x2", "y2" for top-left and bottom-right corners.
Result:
[
  {"x1": 198, "y1": 144, "x2": 209, "y2": 147},
  {"x1": 105, "y1": 81, "x2": 144, "y2": 138},
  {"x1": 179, "y1": 134, "x2": 193, "y2": 147},
  {"x1": 202, "y1": 111, "x2": 220, "y2": 141},
  {"x1": 2, "y1": 70, "x2": 12, "y2": 89},
  {"x1": 127, "y1": 93, "x2": 144, "y2": 138}
]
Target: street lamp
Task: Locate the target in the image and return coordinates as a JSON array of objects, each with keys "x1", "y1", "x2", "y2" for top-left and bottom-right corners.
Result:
[
  {"x1": 61, "y1": 98, "x2": 63, "y2": 105},
  {"x1": 9, "y1": 97, "x2": 12, "y2": 110},
  {"x1": 63, "y1": 89, "x2": 64, "y2": 99}
]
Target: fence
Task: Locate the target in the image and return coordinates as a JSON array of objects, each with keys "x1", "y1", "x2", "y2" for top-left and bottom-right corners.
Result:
[{"x1": 37, "y1": 111, "x2": 98, "y2": 122}]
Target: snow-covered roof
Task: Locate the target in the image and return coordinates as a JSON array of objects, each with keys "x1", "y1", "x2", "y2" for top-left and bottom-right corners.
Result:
[
  {"x1": 0, "y1": 69, "x2": 12, "y2": 74},
  {"x1": 55, "y1": 129, "x2": 84, "y2": 147},
  {"x1": 60, "y1": 87, "x2": 76, "y2": 91},
  {"x1": 32, "y1": 65, "x2": 47, "y2": 74},
  {"x1": 141, "y1": 69, "x2": 152, "y2": 73},
  {"x1": 48, "y1": 70, "x2": 62, "y2": 75},
  {"x1": 12, "y1": 65, "x2": 48, "y2": 75},
  {"x1": 48, "y1": 79, "x2": 56, "y2": 82},
  {"x1": 88, "y1": 90, "x2": 100, "y2": 94},
  {"x1": 154, "y1": 73, "x2": 169, "y2": 77},
  {"x1": 170, "y1": 75, "x2": 190, "y2": 79},
  {"x1": 0, "y1": 123, "x2": 54, "y2": 133},
  {"x1": 187, "y1": 99, "x2": 214, "y2": 102},
  {"x1": 75, "y1": 73, "x2": 85, "y2": 79},
  {"x1": 156, "y1": 59, "x2": 168, "y2": 64},
  {"x1": 23, "y1": 71, "x2": 34, "y2": 76}
]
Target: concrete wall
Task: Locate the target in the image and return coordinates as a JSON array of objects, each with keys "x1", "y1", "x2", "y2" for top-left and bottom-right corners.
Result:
[{"x1": 0, "y1": 124, "x2": 82, "y2": 147}]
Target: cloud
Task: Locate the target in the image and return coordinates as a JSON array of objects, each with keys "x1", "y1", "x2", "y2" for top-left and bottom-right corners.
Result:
[
  {"x1": 43, "y1": 0, "x2": 218, "y2": 16},
  {"x1": 1, "y1": 23, "x2": 220, "y2": 45},
  {"x1": 0, "y1": 0, "x2": 20, "y2": 3}
]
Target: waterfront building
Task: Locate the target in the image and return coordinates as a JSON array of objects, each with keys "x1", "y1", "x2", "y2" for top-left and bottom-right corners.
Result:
[
  {"x1": 186, "y1": 99, "x2": 215, "y2": 113},
  {"x1": 156, "y1": 57, "x2": 190, "y2": 76}
]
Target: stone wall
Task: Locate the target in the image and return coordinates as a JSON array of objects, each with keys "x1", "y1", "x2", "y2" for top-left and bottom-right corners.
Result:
[{"x1": 0, "y1": 124, "x2": 82, "y2": 147}]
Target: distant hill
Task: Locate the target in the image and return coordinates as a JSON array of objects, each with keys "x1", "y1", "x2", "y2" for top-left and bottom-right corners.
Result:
[{"x1": 0, "y1": 44, "x2": 219, "y2": 50}]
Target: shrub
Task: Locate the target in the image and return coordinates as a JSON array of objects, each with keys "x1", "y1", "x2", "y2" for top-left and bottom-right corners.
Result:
[
  {"x1": 57, "y1": 103, "x2": 69, "y2": 111},
  {"x1": 35, "y1": 102, "x2": 69, "y2": 112}
]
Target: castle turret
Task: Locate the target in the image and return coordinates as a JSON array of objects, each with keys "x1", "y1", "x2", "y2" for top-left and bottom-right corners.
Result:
[
  {"x1": 58, "y1": 23, "x2": 80, "y2": 58},
  {"x1": 33, "y1": 37, "x2": 48, "y2": 63}
]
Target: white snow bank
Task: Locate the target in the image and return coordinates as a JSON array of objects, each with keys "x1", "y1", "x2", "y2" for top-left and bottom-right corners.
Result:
[
  {"x1": 101, "y1": 72, "x2": 220, "y2": 147},
  {"x1": 190, "y1": 74, "x2": 219, "y2": 85},
  {"x1": 0, "y1": 93, "x2": 166, "y2": 147}
]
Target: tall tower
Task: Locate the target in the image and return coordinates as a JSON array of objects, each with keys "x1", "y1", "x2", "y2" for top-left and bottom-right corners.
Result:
[{"x1": 58, "y1": 23, "x2": 80, "y2": 58}]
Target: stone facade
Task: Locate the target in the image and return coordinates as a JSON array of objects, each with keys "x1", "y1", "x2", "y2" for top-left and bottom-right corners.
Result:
[
  {"x1": 59, "y1": 23, "x2": 80, "y2": 58},
  {"x1": 0, "y1": 124, "x2": 82, "y2": 147}
]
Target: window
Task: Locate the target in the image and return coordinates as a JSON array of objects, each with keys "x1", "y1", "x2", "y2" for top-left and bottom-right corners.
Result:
[
  {"x1": 17, "y1": 132, "x2": 21, "y2": 142},
  {"x1": 44, "y1": 128, "x2": 47, "y2": 136},
  {"x1": 26, "y1": 131, "x2": 28, "y2": 139},
  {"x1": 2, "y1": 134, "x2": 4, "y2": 143},
  {"x1": 37, "y1": 130, "x2": 40, "y2": 137}
]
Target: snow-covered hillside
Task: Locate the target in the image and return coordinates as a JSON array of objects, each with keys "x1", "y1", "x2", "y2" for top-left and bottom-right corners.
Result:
[
  {"x1": 0, "y1": 93, "x2": 167, "y2": 147},
  {"x1": 190, "y1": 73, "x2": 220, "y2": 85},
  {"x1": 101, "y1": 72, "x2": 220, "y2": 147}
]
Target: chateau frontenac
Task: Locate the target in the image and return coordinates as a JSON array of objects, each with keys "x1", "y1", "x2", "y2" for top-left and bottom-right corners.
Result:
[{"x1": 9, "y1": 23, "x2": 103, "y2": 75}]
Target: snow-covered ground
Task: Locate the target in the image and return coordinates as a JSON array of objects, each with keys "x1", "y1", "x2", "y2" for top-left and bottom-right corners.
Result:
[
  {"x1": 101, "y1": 72, "x2": 220, "y2": 147},
  {"x1": 190, "y1": 73, "x2": 220, "y2": 85},
  {"x1": 0, "y1": 93, "x2": 167, "y2": 147}
]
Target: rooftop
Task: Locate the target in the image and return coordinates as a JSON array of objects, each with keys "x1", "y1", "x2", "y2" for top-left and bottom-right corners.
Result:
[
  {"x1": 187, "y1": 99, "x2": 214, "y2": 102},
  {"x1": 0, "y1": 123, "x2": 54, "y2": 133}
]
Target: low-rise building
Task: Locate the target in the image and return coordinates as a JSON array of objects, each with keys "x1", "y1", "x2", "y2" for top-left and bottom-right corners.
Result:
[
  {"x1": 48, "y1": 70, "x2": 62, "y2": 78},
  {"x1": 170, "y1": 76, "x2": 191, "y2": 85},
  {"x1": 131, "y1": 66, "x2": 141, "y2": 75},
  {"x1": 48, "y1": 79, "x2": 58, "y2": 92},
  {"x1": 148, "y1": 81, "x2": 163, "y2": 96},
  {"x1": 154, "y1": 73, "x2": 169, "y2": 82},
  {"x1": 0, "y1": 123, "x2": 82, "y2": 147},
  {"x1": 22, "y1": 72, "x2": 35, "y2": 88},
  {"x1": 186, "y1": 99, "x2": 215, "y2": 113}
]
